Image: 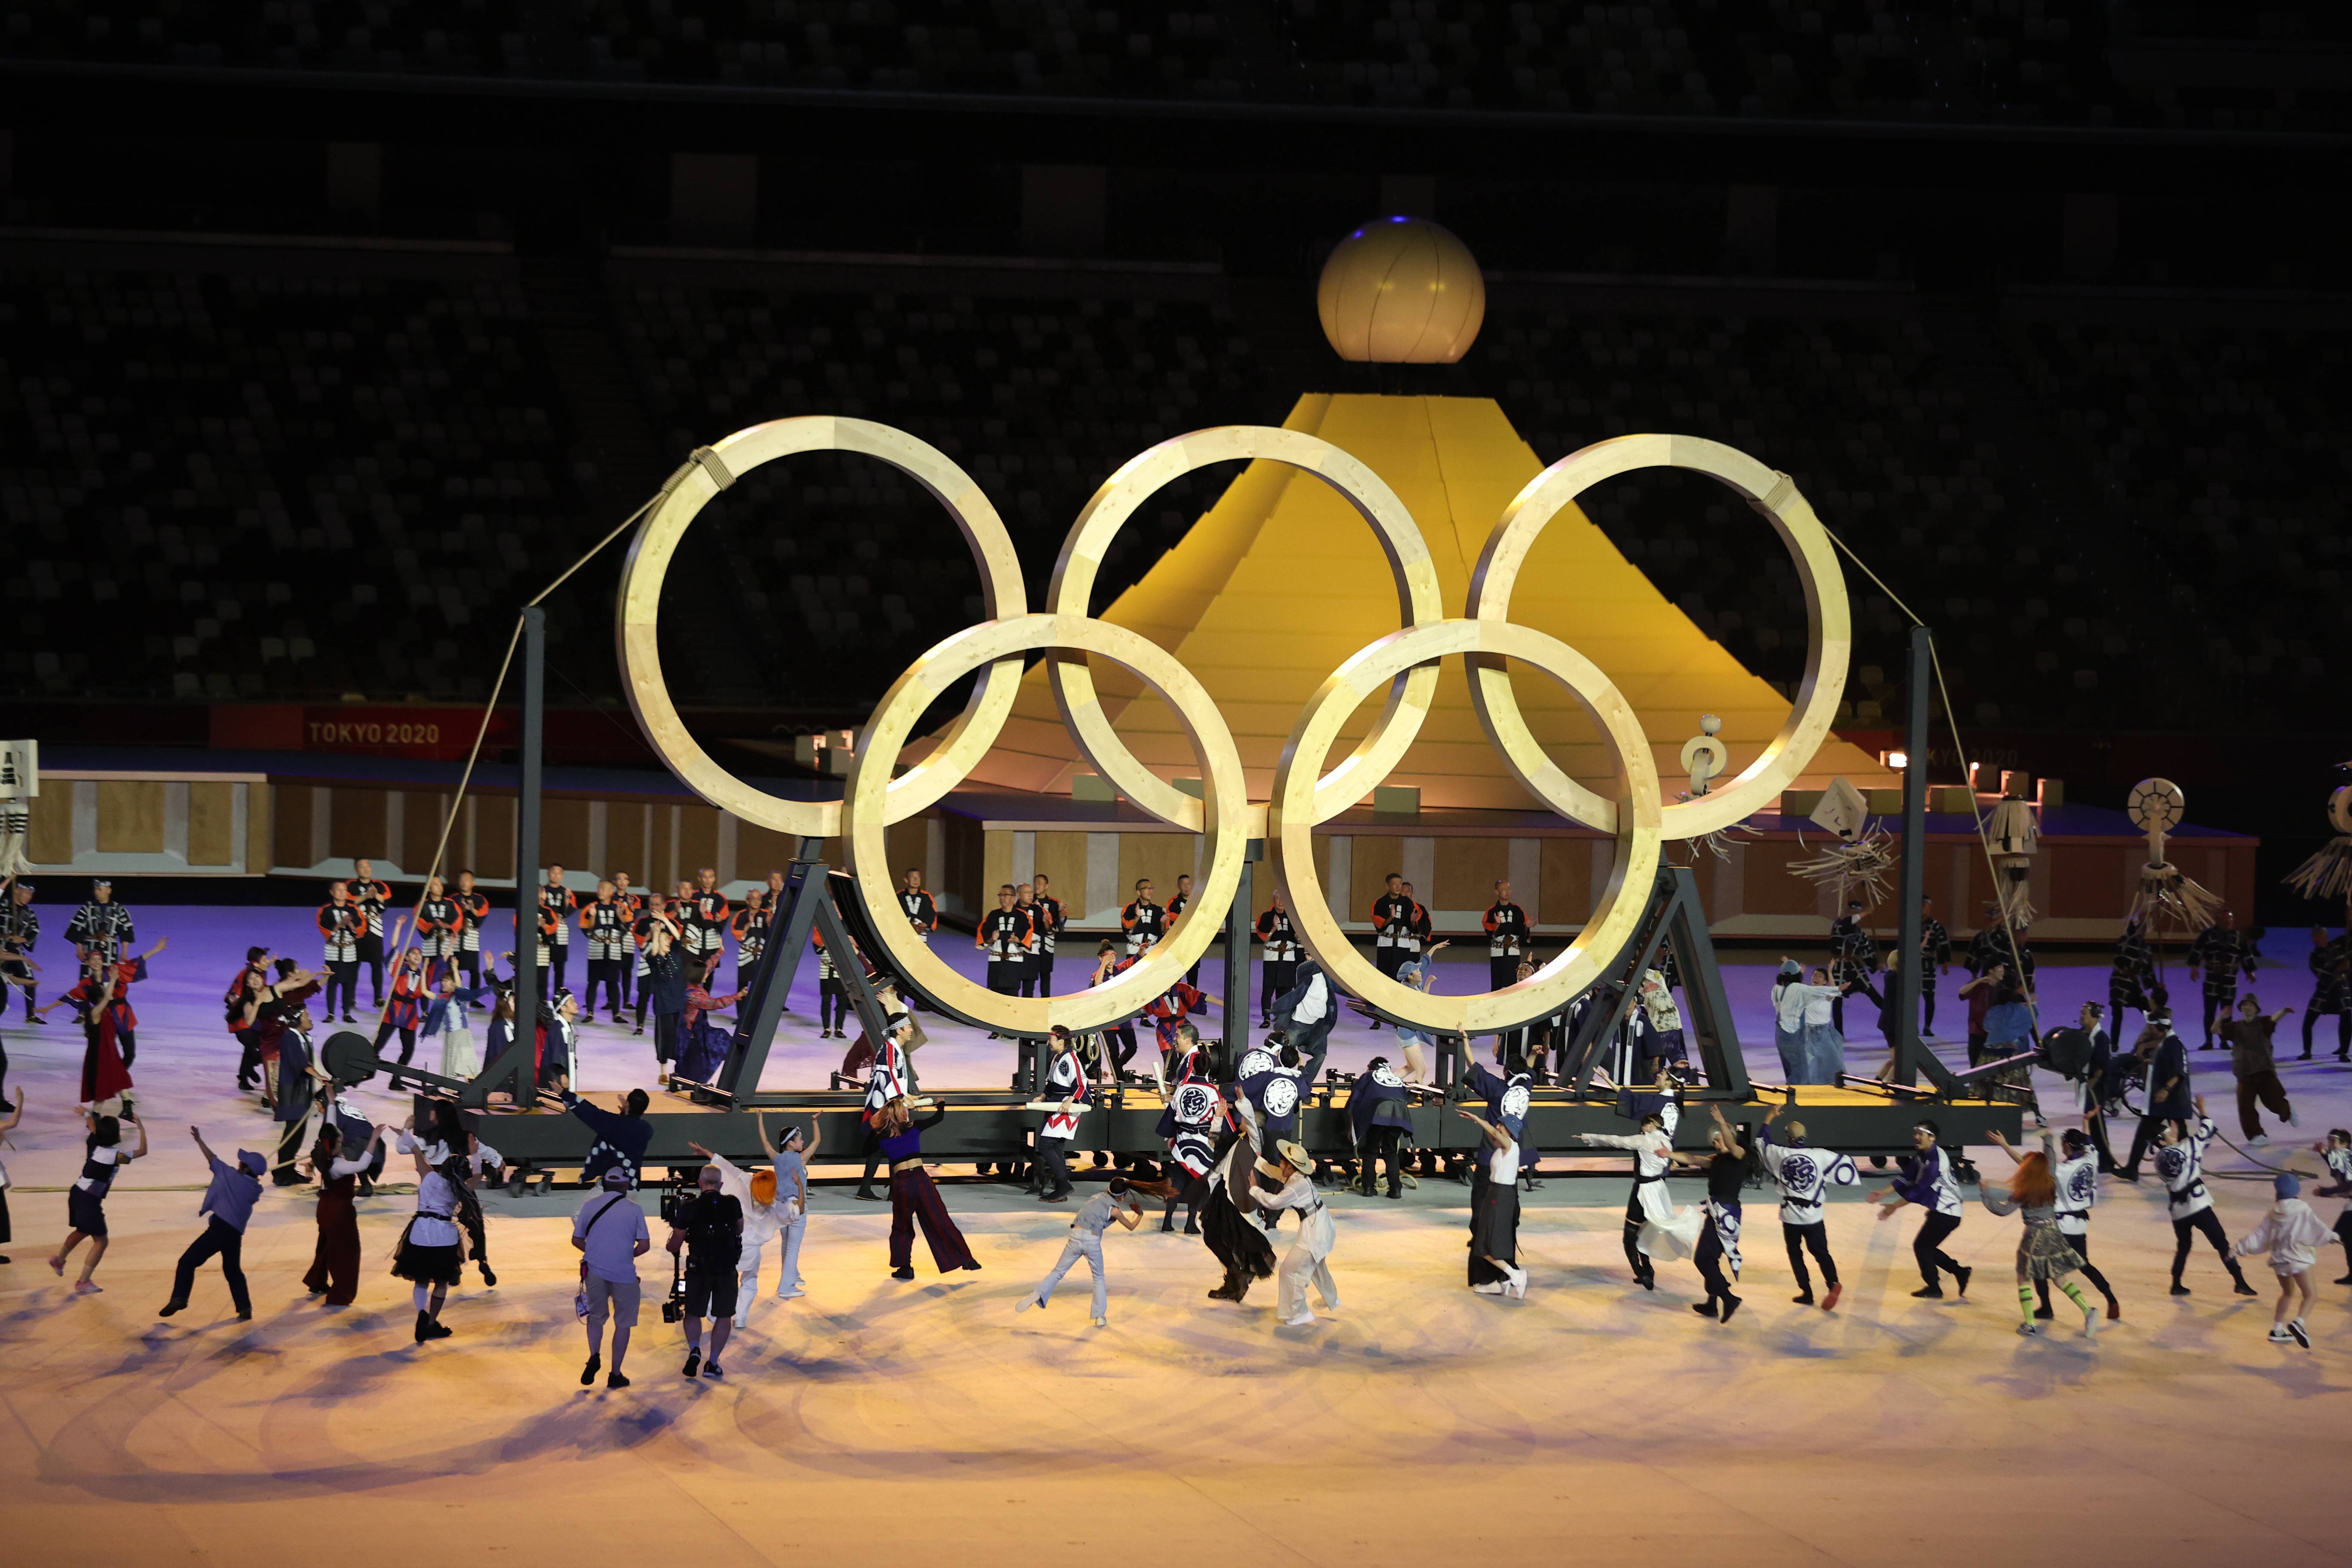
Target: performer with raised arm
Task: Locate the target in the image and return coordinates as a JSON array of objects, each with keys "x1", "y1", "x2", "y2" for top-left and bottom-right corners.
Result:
[
  {"x1": 1575, "y1": 1108, "x2": 1701, "y2": 1292},
  {"x1": 1873, "y1": 1119, "x2": 1973, "y2": 1300},
  {"x1": 852, "y1": 1011, "x2": 921, "y2": 1201},
  {"x1": 391, "y1": 1114, "x2": 493, "y2": 1341},
  {"x1": 876, "y1": 1096, "x2": 982, "y2": 1280},
  {"x1": 581, "y1": 879, "x2": 631, "y2": 1022},
  {"x1": 1979, "y1": 1124, "x2": 2102, "y2": 1340},
  {"x1": 1670, "y1": 1105, "x2": 1758, "y2": 1323},
  {"x1": 349, "y1": 858, "x2": 392, "y2": 1008},
  {"x1": 686, "y1": 1121, "x2": 805, "y2": 1322},
  {"x1": 1754, "y1": 1099, "x2": 1859, "y2": 1308},
  {"x1": 2004, "y1": 1121, "x2": 2121, "y2": 1323},
  {"x1": 531, "y1": 864, "x2": 576, "y2": 996},
  {"x1": 1256, "y1": 890, "x2": 1300, "y2": 1028},
  {"x1": 2236, "y1": 1173, "x2": 2331, "y2": 1348},
  {"x1": 49, "y1": 1106, "x2": 147, "y2": 1294},
  {"x1": 1156, "y1": 1023, "x2": 1222, "y2": 1234},
  {"x1": 1458, "y1": 1104, "x2": 1527, "y2": 1298},
  {"x1": 2153, "y1": 1096, "x2": 2258, "y2": 1298},
  {"x1": 1482, "y1": 880, "x2": 1528, "y2": 993},
  {"x1": 301, "y1": 1119, "x2": 382, "y2": 1308},
  {"x1": 157, "y1": 1125, "x2": 267, "y2": 1324},
  {"x1": 372, "y1": 943, "x2": 428, "y2": 1066},
  {"x1": 317, "y1": 879, "x2": 365, "y2": 1023}
]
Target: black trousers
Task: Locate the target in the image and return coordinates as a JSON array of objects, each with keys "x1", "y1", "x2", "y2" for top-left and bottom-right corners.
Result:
[
  {"x1": 169, "y1": 1217, "x2": 251, "y2": 1314},
  {"x1": 323, "y1": 959, "x2": 358, "y2": 1019},
  {"x1": 2171, "y1": 1207, "x2": 2243, "y2": 1285},
  {"x1": 273, "y1": 1116, "x2": 308, "y2": 1184},
  {"x1": 372, "y1": 1019, "x2": 416, "y2": 1066},
  {"x1": 1105, "y1": 1023, "x2": 1138, "y2": 1074},
  {"x1": 1260, "y1": 961, "x2": 1295, "y2": 1022},
  {"x1": 2119, "y1": 1112, "x2": 2186, "y2": 1179},
  {"x1": 2301, "y1": 1006, "x2": 2351, "y2": 1058},
  {"x1": 456, "y1": 947, "x2": 482, "y2": 989},
  {"x1": 1011, "y1": 1037, "x2": 1040, "y2": 1093},
  {"x1": 1161, "y1": 1169, "x2": 1207, "y2": 1229},
  {"x1": 1622, "y1": 1186, "x2": 1655, "y2": 1283},
  {"x1": 548, "y1": 943, "x2": 569, "y2": 993},
  {"x1": 1490, "y1": 956, "x2": 1520, "y2": 992},
  {"x1": 821, "y1": 979, "x2": 849, "y2": 1032},
  {"x1": 2036, "y1": 1229, "x2": 2117, "y2": 1310},
  {"x1": 1696, "y1": 1215, "x2": 1736, "y2": 1303},
  {"x1": 236, "y1": 1027, "x2": 264, "y2": 1088},
  {"x1": 1783, "y1": 1220, "x2": 1838, "y2": 1292},
  {"x1": 1358, "y1": 1125, "x2": 1404, "y2": 1196},
  {"x1": 635, "y1": 981, "x2": 651, "y2": 1028},
  {"x1": 1912, "y1": 1211, "x2": 1965, "y2": 1288},
  {"x1": 355, "y1": 932, "x2": 386, "y2": 1004},
  {"x1": 586, "y1": 957, "x2": 624, "y2": 1016},
  {"x1": 653, "y1": 1010, "x2": 681, "y2": 1066},
  {"x1": 1920, "y1": 976, "x2": 1938, "y2": 1034},
  {"x1": 1831, "y1": 978, "x2": 1883, "y2": 1038},
  {"x1": 2199, "y1": 985, "x2": 2236, "y2": 1048},
  {"x1": 2109, "y1": 982, "x2": 2144, "y2": 1047},
  {"x1": 987, "y1": 962, "x2": 1022, "y2": 1007},
  {"x1": 1034, "y1": 1137, "x2": 1072, "y2": 1198}
]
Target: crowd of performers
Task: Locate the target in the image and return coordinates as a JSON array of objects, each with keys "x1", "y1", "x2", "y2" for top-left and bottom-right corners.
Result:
[{"x1": 3, "y1": 867, "x2": 2349, "y2": 1367}]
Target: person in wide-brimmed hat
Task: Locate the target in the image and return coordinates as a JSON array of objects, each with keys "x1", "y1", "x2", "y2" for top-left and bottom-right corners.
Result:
[{"x1": 1252, "y1": 1138, "x2": 1339, "y2": 1329}]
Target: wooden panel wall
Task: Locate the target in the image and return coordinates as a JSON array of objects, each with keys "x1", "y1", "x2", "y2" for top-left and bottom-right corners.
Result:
[
  {"x1": 884, "y1": 818, "x2": 931, "y2": 884},
  {"x1": 941, "y1": 811, "x2": 984, "y2": 912},
  {"x1": 95, "y1": 780, "x2": 165, "y2": 853},
  {"x1": 542, "y1": 799, "x2": 593, "y2": 874},
  {"x1": 1735, "y1": 839, "x2": 1823, "y2": 917},
  {"x1": 605, "y1": 803, "x2": 649, "y2": 887},
  {"x1": 1032, "y1": 831, "x2": 1090, "y2": 902},
  {"x1": 1348, "y1": 834, "x2": 1403, "y2": 918},
  {"x1": 244, "y1": 782, "x2": 271, "y2": 874},
  {"x1": 28, "y1": 787, "x2": 73, "y2": 865},
  {"x1": 983, "y1": 830, "x2": 1014, "y2": 897},
  {"x1": 1536, "y1": 837, "x2": 1589, "y2": 925},
  {"x1": 187, "y1": 782, "x2": 237, "y2": 866},
  {"x1": 677, "y1": 805, "x2": 720, "y2": 880},
  {"x1": 1118, "y1": 833, "x2": 1197, "y2": 907},
  {"x1": 475, "y1": 796, "x2": 515, "y2": 880},
  {"x1": 1434, "y1": 836, "x2": 1510, "y2": 910},
  {"x1": 328, "y1": 787, "x2": 386, "y2": 863},
  {"x1": 274, "y1": 785, "x2": 314, "y2": 868},
  {"x1": 735, "y1": 819, "x2": 798, "y2": 882}
]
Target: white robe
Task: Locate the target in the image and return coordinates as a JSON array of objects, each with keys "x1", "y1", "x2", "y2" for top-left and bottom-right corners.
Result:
[{"x1": 1582, "y1": 1127, "x2": 1704, "y2": 1259}]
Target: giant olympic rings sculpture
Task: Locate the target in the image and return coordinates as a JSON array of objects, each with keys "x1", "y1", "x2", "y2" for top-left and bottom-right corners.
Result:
[{"x1": 617, "y1": 419, "x2": 1850, "y2": 1037}]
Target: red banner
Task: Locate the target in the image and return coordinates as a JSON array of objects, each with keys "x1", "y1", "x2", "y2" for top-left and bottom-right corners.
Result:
[{"x1": 210, "y1": 704, "x2": 514, "y2": 760}]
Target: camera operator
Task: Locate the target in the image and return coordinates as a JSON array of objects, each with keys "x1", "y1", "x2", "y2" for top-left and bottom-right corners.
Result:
[{"x1": 666, "y1": 1164, "x2": 744, "y2": 1379}]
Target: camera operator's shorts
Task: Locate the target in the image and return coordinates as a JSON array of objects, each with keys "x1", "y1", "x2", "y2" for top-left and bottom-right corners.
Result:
[
  {"x1": 582, "y1": 1273, "x2": 640, "y2": 1327},
  {"x1": 683, "y1": 1268, "x2": 739, "y2": 1320}
]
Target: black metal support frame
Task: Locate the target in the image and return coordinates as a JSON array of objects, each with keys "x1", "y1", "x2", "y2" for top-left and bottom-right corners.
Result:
[{"x1": 1557, "y1": 862, "x2": 1751, "y2": 1100}]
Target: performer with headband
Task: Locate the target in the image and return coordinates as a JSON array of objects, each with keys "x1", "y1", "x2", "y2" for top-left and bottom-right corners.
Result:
[
  {"x1": 1575, "y1": 1108, "x2": 1701, "y2": 1293},
  {"x1": 390, "y1": 1115, "x2": 487, "y2": 1342},
  {"x1": 1670, "y1": 1105, "x2": 1757, "y2": 1323},
  {"x1": 876, "y1": 1095, "x2": 981, "y2": 1280},
  {"x1": 1031, "y1": 1026, "x2": 1089, "y2": 1204},
  {"x1": 1980, "y1": 1123, "x2": 2103, "y2": 1340},
  {"x1": 2004, "y1": 1121, "x2": 2121, "y2": 1323},
  {"x1": 1874, "y1": 1119, "x2": 1972, "y2": 1300}
]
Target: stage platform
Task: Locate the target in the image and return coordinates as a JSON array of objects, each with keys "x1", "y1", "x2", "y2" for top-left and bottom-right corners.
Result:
[{"x1": 2, "y1": 905, "x2": 2348, "y2": 1565}]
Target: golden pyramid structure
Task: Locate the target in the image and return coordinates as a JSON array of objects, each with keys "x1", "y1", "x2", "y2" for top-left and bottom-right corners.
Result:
[{"x1": 957, "y1": 391, "x2": 1893, "y2": 814}]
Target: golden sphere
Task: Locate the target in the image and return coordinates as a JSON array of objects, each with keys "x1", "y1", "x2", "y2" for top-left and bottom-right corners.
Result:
[{"x1": 1316, "y1": 217, "x2": 1485, "y2": 363}]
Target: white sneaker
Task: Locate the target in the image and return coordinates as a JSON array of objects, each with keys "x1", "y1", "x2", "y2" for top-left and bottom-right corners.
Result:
[
  {"x1": 2081, "y1": 1304, "x2": 2099, "y2": 1340},
  {"x1": 2016, "y1": 1321, "x2": 2040, "y2": 1337},
  {"x1": 2268, "y1": 1327, "x2": 2294, "y2": 1344},
  {"x1": 1017, "y1": 1295, "x2": 1041, "y2": 1314},
  {"x1": 2248, "y1": 1133, "x2": 2269, "y2": 1146},
  {"x1": 1472, "y1": 1281, "x2": 1507, "y2": 1296},
  {"x1": 776, "y1": 1287, "x2": 804, "y2": 1299},
  {"x1": 1282, "y1": 1312, "x2": 1316, "y2": 1327},
  {"x1": 1506, "y1": 1265, "x2": 1529, "y2": 1299},
  {"x1": 2288, "y1": 1106, "x2": 2301, "y2": 1128},
  {"x1": 1090, "y1": 1316, "x2": 1107, "y2": 1328}
]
